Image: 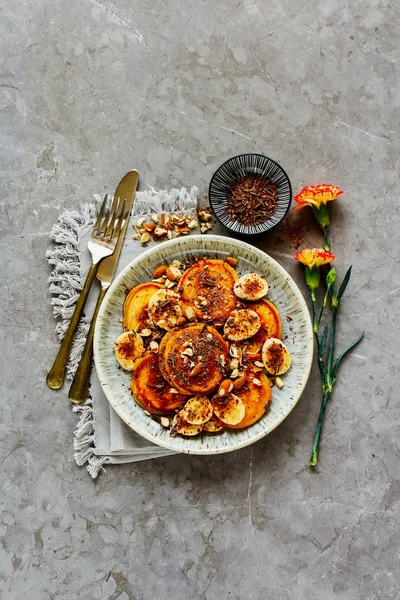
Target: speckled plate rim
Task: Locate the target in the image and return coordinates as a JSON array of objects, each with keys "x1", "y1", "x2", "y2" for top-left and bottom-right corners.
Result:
[{"x1": 94, "y1": 235, "x2": 313, "y2": 455}]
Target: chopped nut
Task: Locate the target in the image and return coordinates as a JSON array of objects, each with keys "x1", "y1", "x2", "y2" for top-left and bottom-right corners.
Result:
[
  {"x1": 139, "y1": 328, "x2": 152, "y2": 337},
  {"x1": 198, "y1": 209, "x2": 212, "y2": 221},
  {"x1": 230, "y1": 368, "x2": 239, "y2": 378},
  {"x1": 218, "y1": 379, "x2": 234, "y2": 397},
  {"x1": 252, "y1": 378, "x2": 262, "y2": 386},
  {"x1": 275, "y1": 376, "x2": 284, "y2": 389},
  {"x1": 185, "y1": 306, "x2": 196, "y2": 320},
  {"x1": 200, "y1": 224, "x2": 208, "y2": 234},
  {"x1": 170, "y1": 388, "x2": 179, "y2": 394},
  {"x1": 165, "y1": 215, "x2": 172, "y2": 228},
  {"x1": 165, "y1": 278, "x2": 176, "y2": 288},
  {"x1": 140, "y1": 232, "x2": 150, "y2": 244},
  {"x1": 151, "y1": 214, "x2": 159, "y2": 223},
  {"x1": 232, "y1": 374, "x2": 247, "y2": 389},
  {"x1": 149, "y1": 340, "x2": 159, "y2": 352},
  {"x1": 190, "y1": 363, "x2": 203, "y2": 376},
  {"x1": 160, "y1": 416, "x2": 170, "y2": 427},
  {"x1": 167, "y1": 230, "x2": 173, "y2": 240},
  {"x1": 182, "y1": 347, "x2": 193, "y2": 356},
  {"x1": 153, "y1": 227, "x2": 168, "y2": 239},
  {"x1": 206, "y1": 222, "x2": 213, "y2": 230},
  {"x1": 206, "y1": 333, "x2": 213, "y2": 341},
  {"x1": 160, "y1": 213, "x2": 165, "y2": 226},
  {"x1": 170, "y1": 259, "x2": 182, "y2": 268},
  {"x1": 226, "y1": 256, "x2": 237, "y2": 267},
  {"x1": 182, "y1": 341, "x2": 191, "y2": 347},
  {"x1": 188, "y1": 219, "x2": 198, "y2": 229},
  {"x1": 167, "y1": 316, "x2": 177, "y2": 328},
  {"x1": 136, "y1": 217, "x2": 146, "y2": 228},
  {"x1": 152, "y1": 277, "x2": 166, "y2": 283},
  {"x1": 144, "y1": 223, "x2": 155, "y2": 233},
  {"x1": 229, "y1": 359, "x2": 239, "y2": 370},
  {"x1": 177, "y1": 316, "x2": 186, "y2": 325},
  {"x1": 200, "y1": 300, "x2": 208, "y2": 307},
  {"x1": 153, "y1": 265, "x2": 167, "y2": 278},
  {"x1": 230, "y1": 345, "x2": 239, "y2": 358},
  {"x1": 157, "y1": 319, "x2": 168, "y2": 328},
  {"x1": 144, "y1": 410, "x2": 151, "y2": 416},
  {"x1": 179, "y1": 227, "x2": 190, "y2": 234},
  {"x1": 132, "y1": 233, "x2": 140, "y2": 240},
  {"x1": 254, "y1": 361, "x2": 264, "y2": 368},
  {"x1": 166, "y1": 266, "x2": 182, "y2": 281}
]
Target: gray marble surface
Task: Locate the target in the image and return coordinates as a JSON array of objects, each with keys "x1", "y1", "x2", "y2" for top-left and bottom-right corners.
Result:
[{"x1": 1, "y1": 0, "x2": 399, "y2": 598}]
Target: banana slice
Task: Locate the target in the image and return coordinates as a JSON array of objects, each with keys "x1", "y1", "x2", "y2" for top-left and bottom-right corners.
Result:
[
  {"x1": 211, "y1": 393, "x2": 245, "y2": 426},
  {"x1": 114, "y1": 331, "x2": 145, "y2": 370},
  {"x1": 180, "y1": 396, "x2": 213, "y2": 425},
  {"x1": 170, "y1": 414, "x2": 202, "y2": 437},
  {"x1": 148, "y1": 289, "x2": 182, "y2": 329},
  {"x1": 223, "y1": 309, "x2": 261, "y2": 341},
  {"x1": 234, "y1": 273, "x2": 268, "y2": 301},
  {"x1": 203, "y1": 419, "x2": 224, "y2": 433},
  {"x1": 262, "y1": 337, "x2": 291, "y2": 375}
]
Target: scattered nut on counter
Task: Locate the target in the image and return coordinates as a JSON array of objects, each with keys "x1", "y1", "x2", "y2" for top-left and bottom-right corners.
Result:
[{"x1": 132, "y1": 206, "x2": 215, "y2": 245}]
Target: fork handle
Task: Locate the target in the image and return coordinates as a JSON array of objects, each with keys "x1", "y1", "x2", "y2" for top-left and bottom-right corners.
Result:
[
  {"x1": 68, "y1": 286, "x2": 107, "y2": 404},
  {"x1": 46, "y1": 263, "x2": 99, "y2": 390}
]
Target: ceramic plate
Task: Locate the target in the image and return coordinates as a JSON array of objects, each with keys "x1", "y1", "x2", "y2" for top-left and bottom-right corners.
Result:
[{"x1": 94, "y1": 235, "x2": 313, "y2": 455}]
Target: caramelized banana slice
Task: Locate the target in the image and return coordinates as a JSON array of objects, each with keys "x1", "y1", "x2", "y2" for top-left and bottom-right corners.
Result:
[
  {"x1": 170, "y1": 414, "x2": 203, "y2": 437},
  {"x1": 211, "y1": 393, "x2": 245, "y2": 426},
  {"x1": 234, "y1": 273, "x2": 268, "y2": 301},
  {"x1": 180, "y1": 396, "x2": 213, "y2": 425},
  {"x1": 223, "y1": 309, "x2": 261, "y2": 341},
  {"x1": 262, "y1": 338, "x2": 291, "y2": 375},
  {"x1": 148, "y1": 289, "x2": 182, "y2": 329},
  {"x1": 114, "y1": 331, "x2": 145, "y2": 370},
  {"x1": 203, "y1": 419, "x2": 224, "y2": 433}
]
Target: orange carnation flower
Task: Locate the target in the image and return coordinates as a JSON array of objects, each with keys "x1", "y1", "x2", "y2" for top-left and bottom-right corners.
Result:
[
  {"x1": 294, "y1": 248, "x2": 335, "y2": 269},
  {"x1": 293, "y1": 184, "x2": 344, "y2": 211}
]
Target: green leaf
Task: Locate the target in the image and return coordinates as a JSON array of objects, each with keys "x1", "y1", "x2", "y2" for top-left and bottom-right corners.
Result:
[
  {"x1": 319, "y1": 322, "x2": 329, "y2": 359},
  {"x1": 336, "y1": 266, "x2": 352, "y2": 303},
  {"x1": 333, "y1": 331, "x2": 365, "y2": 378}
]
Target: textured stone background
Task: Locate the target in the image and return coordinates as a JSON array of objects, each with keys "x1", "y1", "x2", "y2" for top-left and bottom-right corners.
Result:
[{"x1": 1, "y1": 0, "x2": 399, "y2": 599}]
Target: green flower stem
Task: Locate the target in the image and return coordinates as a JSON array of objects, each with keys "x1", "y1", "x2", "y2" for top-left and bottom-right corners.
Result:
[
  {"x1": 325, "y1": 305, "x2": 338, "y2": 391},
  {"x1": 309, "y1": 290, "x2": 326, "y2": 382},
  {"x1": 317, "y1": 284, "x2": 331, "y2": 329},
  {"x1": 323, "y1": 227, "x2": 330, "y2": 251},
  {"x1": 310, "y1": 290, "x2": 318, "y2": 333},
  {"x1": 309, "y1": 391, "x2": 331, "y2": 467}
]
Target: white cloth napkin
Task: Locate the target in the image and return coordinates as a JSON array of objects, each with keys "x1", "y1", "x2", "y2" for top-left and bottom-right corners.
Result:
[{"x1": 48, "y1": 187, "x2": 200, "y2": 477}]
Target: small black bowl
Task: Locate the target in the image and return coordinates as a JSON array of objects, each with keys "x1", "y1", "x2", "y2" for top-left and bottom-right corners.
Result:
[{"x1": 209, "y1": 153, "x2": 292, "y2": 236}]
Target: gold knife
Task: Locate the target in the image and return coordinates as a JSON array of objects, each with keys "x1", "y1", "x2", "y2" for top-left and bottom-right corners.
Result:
[{"x1": 68, "y1": 170, "x2": 139, "y2": 404}]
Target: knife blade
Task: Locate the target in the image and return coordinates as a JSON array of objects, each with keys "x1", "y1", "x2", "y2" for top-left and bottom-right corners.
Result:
[{"x1": 68, "y1": 169, "x2": 139, "y2": 404}]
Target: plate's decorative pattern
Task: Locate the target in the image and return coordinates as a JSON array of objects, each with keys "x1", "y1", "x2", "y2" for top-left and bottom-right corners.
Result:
[{"x1": 94, "y1": 235, "x2": 313, "y2": 455}]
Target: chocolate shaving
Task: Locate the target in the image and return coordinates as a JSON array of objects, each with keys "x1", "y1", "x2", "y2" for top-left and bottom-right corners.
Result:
[{"x1": 226, "y1": 175, "x2": 278, "y2": 226}]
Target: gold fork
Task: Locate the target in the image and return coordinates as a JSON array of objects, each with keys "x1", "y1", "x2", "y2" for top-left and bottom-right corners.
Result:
[{"x1": 46, "y1": 195, "x2": 127, "y2": 390}]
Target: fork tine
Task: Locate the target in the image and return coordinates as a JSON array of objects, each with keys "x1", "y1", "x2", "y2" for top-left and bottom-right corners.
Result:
[
  {"x1": 98, "y1": 195, "x2": 118, "y2": 238},
  {"x1": 92, "y1": 195, "x2": 109, "y2": 236},
  {"x1": 103, "y1": 195, "x2": 122, "y2": 238},
  {"x1": 111, "y1": 200, "x2": 128, "y2": 240}
]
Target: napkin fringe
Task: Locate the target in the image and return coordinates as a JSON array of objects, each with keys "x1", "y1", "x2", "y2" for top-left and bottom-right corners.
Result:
[{"x1": 47, "y1": 199, "x2": 105, "y2": 477}]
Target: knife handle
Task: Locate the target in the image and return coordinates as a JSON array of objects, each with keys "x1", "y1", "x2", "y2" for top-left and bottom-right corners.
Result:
[
  {"x1": 46, "y1": 263, "x2": 98, "y2": 390},
  {"x1": 68, "y1": 286, "x2": 108, "y2": 404}
]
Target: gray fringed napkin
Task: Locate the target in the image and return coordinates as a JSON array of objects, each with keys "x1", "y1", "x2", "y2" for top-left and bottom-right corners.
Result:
[{"x1": 47, "y1": 187, "x2": 200, "y2": 477}]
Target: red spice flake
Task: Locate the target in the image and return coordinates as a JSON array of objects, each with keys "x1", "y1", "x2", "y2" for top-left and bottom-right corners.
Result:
[
  {"x1": 276, "y1": 220, "x2": 309, "y2": 249},
  {"x1": 265, "y1": 341, "x2": 284, "y2": 374},
  {"x1": 241, "y1": 278, "x2": 264, "y2": 296},
  {"x1": 115, "y1": 336, "x2": 137, "y2": 360},
  {"x1": 226, "y1": 176, "x2": 278, "y2": 226}
]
